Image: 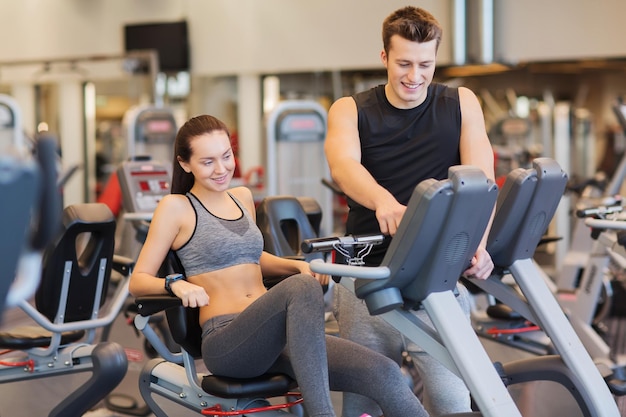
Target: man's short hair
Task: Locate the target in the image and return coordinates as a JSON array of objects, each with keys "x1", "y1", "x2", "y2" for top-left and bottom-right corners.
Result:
[{"x1": 382, "y1": 6, "x2": 443, "y2": 54}]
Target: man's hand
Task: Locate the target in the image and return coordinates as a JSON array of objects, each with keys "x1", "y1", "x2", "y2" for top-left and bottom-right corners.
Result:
[
  {"x1": 375, "y1": 199, "x2": 406, "y2": 236},
  {"x1": 462, "y1": 246, "x2": 493, "y2": 280}
]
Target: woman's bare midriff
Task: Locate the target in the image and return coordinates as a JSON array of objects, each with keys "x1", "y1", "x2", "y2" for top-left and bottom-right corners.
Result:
[{"x1": 187, "y1": 263, "x2": 268, "y2": 326}]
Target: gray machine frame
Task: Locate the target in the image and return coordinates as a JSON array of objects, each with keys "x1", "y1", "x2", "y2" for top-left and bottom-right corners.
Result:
[
  {"x1": 307, "y1": 160, "x2": 622, "y2": 416},
  {"x1": 307, "y1": 165, "x2": 523, "y2": 417},
  {"x1": 468, "y1": 158, "x2": 620, "y2": 416}
]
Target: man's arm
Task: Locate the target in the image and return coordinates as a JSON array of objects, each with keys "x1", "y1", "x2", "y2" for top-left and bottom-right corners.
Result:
[
  {"x1": 325, "y1": 97, "x2": 406, "y2": 235},
  {"x1": 458, "y1": 87, "x2": 495, "y2": 181},
  {"x1": 459, "y1": 86, "x2": 495, "y2": 279}
]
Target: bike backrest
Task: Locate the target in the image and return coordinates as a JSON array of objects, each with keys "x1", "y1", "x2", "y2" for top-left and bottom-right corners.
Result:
[
  {"x1": 36, "y1": 203, "x2": 116, "y2": 323},
  {"x1": 256, "y1": 196, "x2": 323, "y2": 261}
]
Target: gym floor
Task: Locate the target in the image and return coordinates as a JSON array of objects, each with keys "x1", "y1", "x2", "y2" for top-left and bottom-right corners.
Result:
[{"x1": 2, "y1": 298, "x2": 626, "y2": 416}]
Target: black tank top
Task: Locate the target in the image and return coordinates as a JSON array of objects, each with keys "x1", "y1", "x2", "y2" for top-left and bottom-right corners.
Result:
[{"x1": 346, "y1": 83, "x2": 461, "y2": 265}]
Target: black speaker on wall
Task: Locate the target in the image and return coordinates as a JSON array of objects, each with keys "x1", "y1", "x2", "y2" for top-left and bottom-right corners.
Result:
[{"x1": 124, "y1": 20, "x2": 189, "y2": 73}]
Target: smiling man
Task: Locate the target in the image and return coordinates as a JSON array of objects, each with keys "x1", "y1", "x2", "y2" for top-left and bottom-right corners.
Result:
[{"x1": 324, "y1": 6, "x2": 495, "y2": 417}]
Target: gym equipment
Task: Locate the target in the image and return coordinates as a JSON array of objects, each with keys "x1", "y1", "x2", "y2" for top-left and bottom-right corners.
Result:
[
  {"x1": 107, "y1": 156, "x2": 174, "y2": 416},
  {"x1": 116, "y1": 156, "x2": 175, "y2": 345},
  {"x1": 467, "y1": 158, "x2": 621, "y2": 416},
  {"x1": 113, "y1": 105, "x2": 177, "y2": 260},
  {"x1": 554, "y1": 98, "x2": 626, "y2": 311},
  {"x1": 0, "y1": 203, "x2": 133, "y2": 417},
  {"x1": 303, "y1": 165, "x2": 515, "y2": 417},
  {"x1": 584, "y1": 213, "x2": 626, "y2": 269},
  {"x1": 0, "y1": 94, "x2": 61, "y2": 317},
  {"x1": 256, "y1": 195, "x2": 323, "y2": 261},
  {"x1": 304, "y1": 160, "x2": 622, "y2": 416},
  {"x1": 122, "y1": 104, "x2": 177, "y2": 165},
  {"x1": 256, "y1": 196, "x2": 324, "y2": 288},
  {"x1": 117, "y1": 156, "x2": 172, "y2": 243},
  {"x1": 479, "y1": 101, "x2": 626, "y2": 387},
  {"x1": 265, "y1": 100, "x2": 334, "y2": 236}
]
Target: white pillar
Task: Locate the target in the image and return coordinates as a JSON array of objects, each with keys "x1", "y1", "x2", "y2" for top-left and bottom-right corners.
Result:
[
  {"x1": 84, "y1": 82, "x2": 97, "y2": 203},
  {"x1": 236, "y1": 74, "x2": 262, "y2": 174},
  {"x1": 553, "y1": 102, "x2": 571, "y2": 272},
  {"x1": 58, "y1": 80, "x2": 85, "y2": 206}
]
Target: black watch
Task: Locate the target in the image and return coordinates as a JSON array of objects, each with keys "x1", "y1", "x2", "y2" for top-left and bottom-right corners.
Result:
[{"x1": 165, "y1": 273, "x2": 185, "y2": 296}]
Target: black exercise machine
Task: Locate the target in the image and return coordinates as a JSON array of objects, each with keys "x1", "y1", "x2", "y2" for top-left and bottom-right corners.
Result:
[{"x1": 0, "y1": 203, "x2": 134, "y2": 417}]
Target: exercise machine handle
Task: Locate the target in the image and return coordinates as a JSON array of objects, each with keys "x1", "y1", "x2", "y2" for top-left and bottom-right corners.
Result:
[
  {"x1": 309, "y1": 259, "x2": 390, "y2": 280},
  {"x1": 301, "y1": 234, "x2": 385, "y2": 254},
  {"x1": 576, "y1": 203, "x2": 623, "y2": 219}
]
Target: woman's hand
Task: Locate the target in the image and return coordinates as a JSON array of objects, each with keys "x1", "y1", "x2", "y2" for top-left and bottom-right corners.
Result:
[
  {"x1": 170, "y1": 280, "x2": 210, "y2": 308},
  {"x1": 296, "y1": 260, "x2": 330, "y2": 286}
]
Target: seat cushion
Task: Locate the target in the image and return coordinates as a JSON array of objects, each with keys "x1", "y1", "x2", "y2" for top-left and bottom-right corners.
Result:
[{"x1": 0, "y1": 326, "x2": 85, "y2": 349}]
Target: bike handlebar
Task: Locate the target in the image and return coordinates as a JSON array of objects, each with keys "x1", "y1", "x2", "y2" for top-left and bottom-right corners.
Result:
[{"x1": 301, "y1": 234, "x2": 385, "y2": 253}]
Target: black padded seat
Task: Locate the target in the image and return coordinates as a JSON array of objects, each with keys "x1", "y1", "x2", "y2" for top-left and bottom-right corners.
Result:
[
  {"x1": 202, "y1": 373, "x2": 297, "y2": 399},
  {"x1": 137, "y1": 294, "x2": 298, "y2": 401},
  {"x1": 0, "y1": 326, "x2": 84, "y2": 349}
]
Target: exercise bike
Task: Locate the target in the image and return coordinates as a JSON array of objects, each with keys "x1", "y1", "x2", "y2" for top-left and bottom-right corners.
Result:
[{"x1": 305, "y1": 159, "x2": 621, "y2": 417}]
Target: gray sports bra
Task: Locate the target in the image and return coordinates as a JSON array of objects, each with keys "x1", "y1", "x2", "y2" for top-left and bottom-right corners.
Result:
[{"x1": 175, "y1": 192, "x2": 263, "y2": 277}]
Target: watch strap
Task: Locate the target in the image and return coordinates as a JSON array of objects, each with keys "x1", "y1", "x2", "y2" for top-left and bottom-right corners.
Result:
[{"x1": 165, "y1": 273, "x2": 185, "y2": 296}]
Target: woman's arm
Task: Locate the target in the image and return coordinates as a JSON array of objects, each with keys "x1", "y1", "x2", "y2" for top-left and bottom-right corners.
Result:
[{"x1": 129, "y1": 194, "x2": 210, "y2": 307}]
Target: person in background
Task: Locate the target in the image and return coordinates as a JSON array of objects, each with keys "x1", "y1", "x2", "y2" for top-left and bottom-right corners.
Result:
[
  {"x1": 324, "y1": 6, "x2": 495, "y2": 416},
  {"x1": 129, "y1": 114, "x2": 429, "y2": 417}
]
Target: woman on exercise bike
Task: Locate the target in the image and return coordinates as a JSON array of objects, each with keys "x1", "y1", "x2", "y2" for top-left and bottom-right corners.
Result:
[{"x1": 129, "y1": 114, "x2": 428, "y2": 417}]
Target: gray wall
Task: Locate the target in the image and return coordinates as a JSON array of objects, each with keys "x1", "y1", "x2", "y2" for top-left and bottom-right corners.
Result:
[{"x1": 0, "y1": 0, "x2": 450, "y2": 76}]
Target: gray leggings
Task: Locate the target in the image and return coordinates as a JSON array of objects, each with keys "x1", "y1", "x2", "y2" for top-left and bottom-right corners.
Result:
[
  {"x1": 334, "y1": 283, "x2": 472, "y2": 417},
  {"x1": 201, "y1": 274, "x2": 428, "y2": 417}
]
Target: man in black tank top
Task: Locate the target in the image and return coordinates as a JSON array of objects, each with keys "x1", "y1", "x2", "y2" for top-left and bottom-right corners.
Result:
[{"x1": 325, "y1": 6, "x2": 495, "y2": 417}]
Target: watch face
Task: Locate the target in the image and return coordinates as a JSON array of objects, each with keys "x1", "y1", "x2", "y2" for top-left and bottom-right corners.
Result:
[{"x1": 166, "y1": 274, "x2": 184, "y2": 289}]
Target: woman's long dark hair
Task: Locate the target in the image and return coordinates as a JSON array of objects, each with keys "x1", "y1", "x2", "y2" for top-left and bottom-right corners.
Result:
[{"x1": 170, "y1": 115, "x2": 231, "y2": 195}]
